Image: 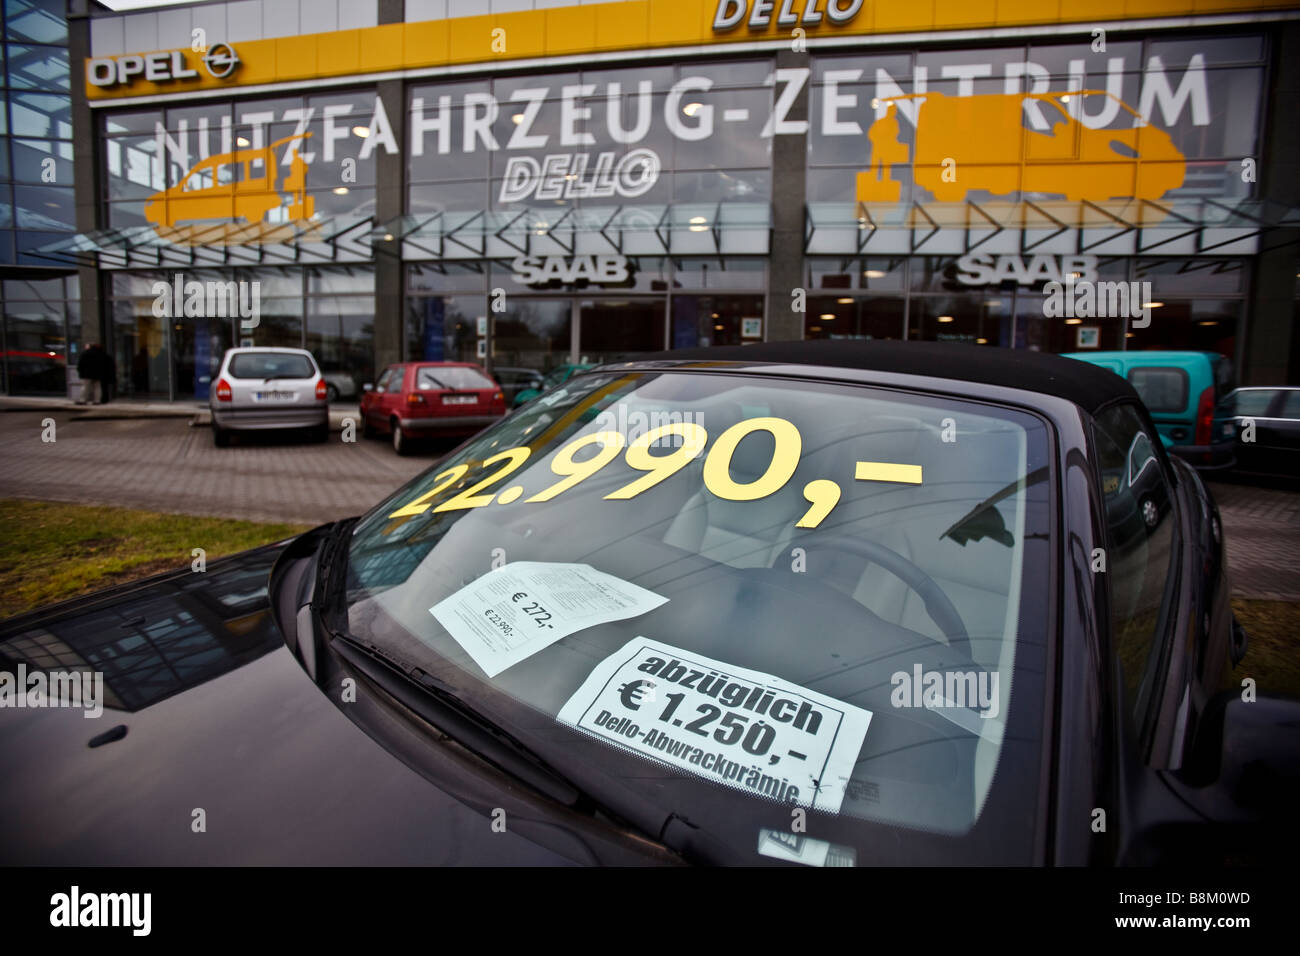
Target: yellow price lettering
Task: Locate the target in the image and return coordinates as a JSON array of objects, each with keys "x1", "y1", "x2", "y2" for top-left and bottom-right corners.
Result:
[
  {"x1": 388, "y1": 463, "x2": 470, "y2": 518},
  {"x1": 433, "y1": 447, "x2": 532, "y2": 513},
  {"x1": 702, "y1": 416, "x2": 801, "y2": 501},
  {"x1": 605, "y1": 423, "x2": 708, "y2": 500},
  {"x1": 527, "y1": 431, "x2": 626, "y2": 503},
  {"x1": 796, "y1": 479, "x2": 842, "y2": 528}
]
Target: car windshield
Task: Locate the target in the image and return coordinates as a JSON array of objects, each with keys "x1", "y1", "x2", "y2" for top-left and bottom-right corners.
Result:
[
  {"x1": 228, "y1": 352, "x2": 315, "y2": 379},
  {"x1": 344, "y1": 369, "x2": 1053, "y2": 864},
  {"x1": 417, "y1": 366, "x2": 493, "y2": 390},
  {"x1": 541, "y1": 366, "x2": 570, "y2": 389}
]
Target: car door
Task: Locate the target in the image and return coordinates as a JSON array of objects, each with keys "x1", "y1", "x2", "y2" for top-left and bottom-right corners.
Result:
[
  {"x1": 1093, "y1": 403, "x2": 1184, "y2": 860},
  {"x1": 381, "y1": 366, "x2": 407, "y2": 424},
  {"x1": 1224, "y1": 388, "x2": 1278, "y2": 472},
  {"x1": 1093, "y1": 402, "x2": 1238, "y2": 861},
  {"x1": 364, "y1": 367, "x2": 397, "y2": 426},
  {"x1": 1257, "y1": 389, "x2": 1300, "y2": 472}
]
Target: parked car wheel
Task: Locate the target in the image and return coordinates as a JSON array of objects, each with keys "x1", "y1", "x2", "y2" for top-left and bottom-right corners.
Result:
[
  {"x1": 312, "y1": 423, "x2": 329, "y2": 444},
  {"x1": 212, "y1": 425, "x2": 230, "y2": 447},
  {"x1": 391, "y1": 419, "x2": 408, "y2": 455},
  {"x1": 326, "y1": 383, "x2": 339, "y2": 402}
]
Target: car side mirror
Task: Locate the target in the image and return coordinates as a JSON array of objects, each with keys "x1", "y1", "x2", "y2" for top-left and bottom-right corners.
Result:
[{"x1": 362, "y1": 383, "x2": 374, "y2": 392}]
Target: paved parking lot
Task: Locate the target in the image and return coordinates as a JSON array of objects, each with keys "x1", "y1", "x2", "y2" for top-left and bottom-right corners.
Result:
[
  {"x1": 0, "y1": 408, "x2": 439, "y2": 525},
  {"x1": 0, "y1": 405, "x2": 1295, "y2": 598},
  {"x1": 1206, "y1": 479, "x2": 1300, "y2": 602}
]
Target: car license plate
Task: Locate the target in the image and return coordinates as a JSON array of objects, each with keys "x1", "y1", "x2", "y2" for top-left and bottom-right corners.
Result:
[
  {"x1": 442, "y1": 394, "x2": 476, "y2": 405},
  {"x1": 256, "y1": 390, "x2": 294, "y2": 401}
]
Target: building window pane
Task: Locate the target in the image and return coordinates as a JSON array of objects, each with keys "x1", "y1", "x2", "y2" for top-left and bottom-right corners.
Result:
[
  {"x1": 805, "y1": 296, "x2": 905, "y2": 341},
  {"x1": 3, "y1": 0, "x2": 68, "y2": 45},
  {"x1": 248, "y1": 297, "x2": 304, "y2": 349},
  {"x1": 578, "y1": 299, "x2": 664, "y2": 364},
  {"x1": 911, "y1": 294, "x2": 1014, "y2": 347},
  {"x1": 11, "y1": 137, "x2": 72, "y2": 184},
  {"x1": 14, "y1": 184, "x2": 75, "y2": 229},
  {"x1": 407, "y1": 262, "x2": 487, "y2": 294},
  {"x1": 672, "y1": 294, "x2": 763, "y2": 348},
  {"x1": 4, "y1": 300, "x2": 66, "y2": 394},
  {"x1": 672, "y1": 257, "x2": 765, "y2": 291},
  {"x1": 406, "y1": 294, "x2": 484, "y2": 364},
  {"x1": 9, "y1": 92, "x2": 72, "y2": 139},
  {"x1": 1126, "y1": 300, "x2": 1241, "y2": 357},
  {"x1": 307, "y1": 295, "x2": 374, "y2": 400},
  {"x1": 492, "y1": 297, "x2": 572, "y2": 373},
  {"x1": 809, "y1": 257, "x2": 908, "y2": 293},
  {"x1": 5, "y1": 43, "x2": 68, "y2": 91}
]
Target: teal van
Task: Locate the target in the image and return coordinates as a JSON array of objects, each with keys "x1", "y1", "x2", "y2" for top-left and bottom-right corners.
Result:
[{"x1": 1063, "y1": 350, "x2": 1236, "y2": 469}]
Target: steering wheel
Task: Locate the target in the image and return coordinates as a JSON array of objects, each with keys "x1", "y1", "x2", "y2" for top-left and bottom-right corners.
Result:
[{"x1": 792, "y1": 534, "x2": 973, "y2": 658}]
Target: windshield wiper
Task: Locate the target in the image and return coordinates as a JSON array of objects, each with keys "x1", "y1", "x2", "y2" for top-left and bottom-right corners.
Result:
[
  {"x1": 329, "y1": 628, "x2": 675, "y2": 850},
  {"x1": 306, "y1": 523, "x2": 682, "y2": 862}
]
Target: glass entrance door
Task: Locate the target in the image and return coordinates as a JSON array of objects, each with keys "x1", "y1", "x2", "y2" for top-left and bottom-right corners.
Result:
[
  {"x1": 112, "y1": 300, "x2": 170, "y2": 399},
  {"x1": 492, "y1": 297, "x2": 572, "y2": 374},
  {"x1": 577, "y1": 298, "x2": 666, "y2": 365}
]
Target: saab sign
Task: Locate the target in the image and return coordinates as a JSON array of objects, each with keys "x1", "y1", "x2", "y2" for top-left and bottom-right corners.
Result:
[
  {"x1": 87, "y1": 42, "x2": 240, "y2": 88},
  {"x1": 511, "y1": 255, "x2": 630, "y2": 287},
  {"x1": 713, "y1": 0, "x2": 865, "y2": 31},
  {"x1": 954, "y1": 254, "x2": 1099, "y2": 286}
]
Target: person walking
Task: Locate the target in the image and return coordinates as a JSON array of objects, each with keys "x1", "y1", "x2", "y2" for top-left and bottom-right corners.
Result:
[{"x1": 76, "y1": 343, "x2": 104, "y2": 405}]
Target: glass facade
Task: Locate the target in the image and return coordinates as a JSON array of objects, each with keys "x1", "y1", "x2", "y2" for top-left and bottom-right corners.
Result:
[
  {"x1": 0, "y1": 0, "x2": 74, "y2": 395},
  {"x1": 404, "y1": 257, "x2": 767, "y2": 375},
  {"x1": 2, "y1": 0, "x2": 73, "y2": 264},
  {"x1": 806, "y1": 36, "x2": 1266, "y2": 209},
  {"x1": 6, "y1": 13, "x2": 1287, "y2": 398},
  {"x1": 105, "y1": 266, "x2": 373, "y2": 400},
  {"x1": 2, "y1": 274, "x2": 77, "y2": 394},
  {"x1": 804, "y1": 256, "x2": 1248, "y2": 356}
]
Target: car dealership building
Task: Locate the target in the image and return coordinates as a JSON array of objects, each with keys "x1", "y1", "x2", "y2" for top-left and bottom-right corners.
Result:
[{"x1": 4, "y1": 0, "x2": 1299, "y2": 400}]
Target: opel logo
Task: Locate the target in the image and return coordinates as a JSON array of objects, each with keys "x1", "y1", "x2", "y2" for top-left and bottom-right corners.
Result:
[{"x1": 202, "y1": 42, "x2": 240, "y2": 80}]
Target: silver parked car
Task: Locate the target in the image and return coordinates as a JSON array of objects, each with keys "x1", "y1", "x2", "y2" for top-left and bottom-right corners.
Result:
[{"x1": 210, "y1": 347, "x2": 329, "y2": 446}]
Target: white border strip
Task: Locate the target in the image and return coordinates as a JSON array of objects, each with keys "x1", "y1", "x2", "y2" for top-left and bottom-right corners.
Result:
[{"x1": 89, "y1": 11, "x2": 1298, "y2": 108}]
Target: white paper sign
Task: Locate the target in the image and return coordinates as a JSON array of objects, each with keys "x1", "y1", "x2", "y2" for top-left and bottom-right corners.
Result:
[
  {"x1": 429, "y1": 562, "x2": 668, "y2": 678},
  {"x1": 557, "y1": 638, "x2": 873, "y2": 813}
]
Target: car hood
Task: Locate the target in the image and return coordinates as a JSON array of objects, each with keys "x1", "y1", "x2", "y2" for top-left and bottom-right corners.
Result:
[{"x1": 0, "y1": 542, "x2": 565, "y2": 865}]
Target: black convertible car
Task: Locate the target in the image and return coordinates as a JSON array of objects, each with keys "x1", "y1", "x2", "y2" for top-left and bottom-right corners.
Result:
[{"x1": 2, "y1": 341, "x2": 1296, "y2": 866}]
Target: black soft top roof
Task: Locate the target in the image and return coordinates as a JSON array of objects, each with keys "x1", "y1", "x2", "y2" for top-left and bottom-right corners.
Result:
[{"x1": 643, "y1": 339, "x2": 1138, "y2": 415}]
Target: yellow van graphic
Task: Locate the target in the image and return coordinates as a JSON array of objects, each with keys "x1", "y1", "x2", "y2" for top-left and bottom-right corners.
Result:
[
  {"x1": 857, "y1": 91, "x2": 1186, "y2": 207},
  {"x1": 144, "y1": 133, "x2": 315, "y2": 240}
]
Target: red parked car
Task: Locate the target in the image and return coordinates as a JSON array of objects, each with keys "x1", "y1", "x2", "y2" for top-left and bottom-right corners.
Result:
[{"x1": 361, "y1": 362, "x2": 506, "y2": 454}]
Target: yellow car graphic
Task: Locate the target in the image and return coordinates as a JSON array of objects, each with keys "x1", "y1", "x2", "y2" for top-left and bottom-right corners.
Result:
[
  {"x1": 144, "y1": 133, "x2": 315, "y2": 230},
  {"x1": 857, "y1": 91, "x2": 1186, "y2": 206}
]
